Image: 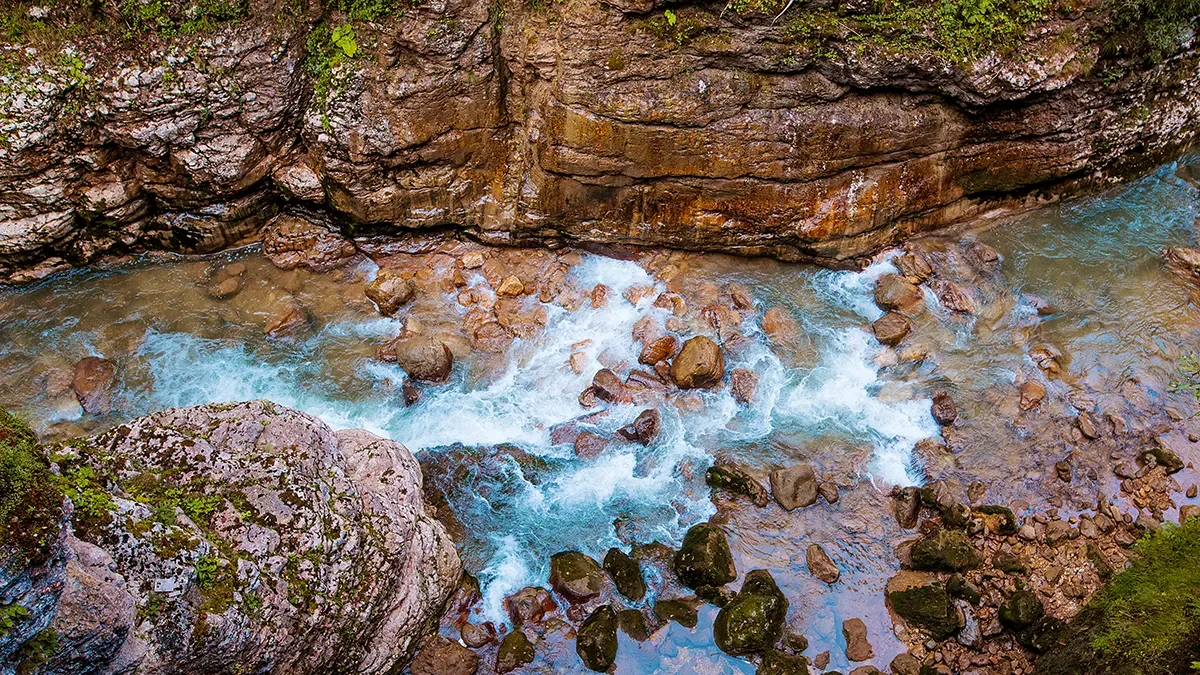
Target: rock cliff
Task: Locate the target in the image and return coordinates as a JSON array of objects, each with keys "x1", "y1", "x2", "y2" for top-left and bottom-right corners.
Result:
[
  {"x1": 0, "y1": 401, "x2": 461, "y2": 674},
  {"x1": 0, "y1": 0, "x2": 1198, "y2": 281}
]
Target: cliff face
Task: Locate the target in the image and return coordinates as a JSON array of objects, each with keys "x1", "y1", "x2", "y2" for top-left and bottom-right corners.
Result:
[{"x1": 1, "y1": 0, "x2": 1198, "y2": 281}]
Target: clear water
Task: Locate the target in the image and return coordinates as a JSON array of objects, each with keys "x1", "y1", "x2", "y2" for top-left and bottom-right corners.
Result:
[{"x1": 1, "y1": 155, "x2": 1199, "y2": 672}]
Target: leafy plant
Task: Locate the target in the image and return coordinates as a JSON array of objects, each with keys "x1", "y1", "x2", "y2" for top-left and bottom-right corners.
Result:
[
  {"x1": 195, "y1": 554, "x2": 220, "y2": 589},
  {"x1": 1170, "y1": 353, "x2": 1200, "y2": 398},
  {"x1": 0, "y1": 604, "x2": 31, "y2": 638},
  {"x1": 1105, "y1": 0, "x2": 1200, "y2": 61}
]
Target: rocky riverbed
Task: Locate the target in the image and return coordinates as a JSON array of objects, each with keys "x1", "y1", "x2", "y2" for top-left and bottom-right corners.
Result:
[{"x1": 1, "y1": 154, "x2": 1199, "y2": 674}]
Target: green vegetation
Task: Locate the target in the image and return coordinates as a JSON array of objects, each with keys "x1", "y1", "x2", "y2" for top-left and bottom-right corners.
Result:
[
  {"x1": 305, "y1": 22, "x2": 361, "y2": 111},
  {"x1": 15, "y1": 627, "x2": 58, "y2": 675},
  {"x1": 1036, "y1": 517, "x2": 1200, "y2": 675},
  {"x1": 1105, "y1": 0, "x2": 1200, "y2": 61},
  {"x1": 782, "y1": 0, "x2": 1052, "y2": 61},
  {"x1": 0, "y1": 604, "x2": 31, "y2": 638},
  {"x1": 641, "y1": 8, "x2": 718, "y2": 46},
  {"x1": 54, "y1": 464, "x2": 115, "y2": 536},
  {"x1": 329, "y1": 0, "x2": 402, "y2": 21},
  {"x1": 1170, "y1": 353, "x2": 1200, "y2": 398},
  {"x1": 0, "y1": 408, "x2": 63, "y2": 563},
  {"x1": 116, "y1": 0, "x2": 247, "y2": 37}
]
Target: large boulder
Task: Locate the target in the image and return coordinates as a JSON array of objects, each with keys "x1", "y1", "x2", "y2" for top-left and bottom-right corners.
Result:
[
  {"x1": 71, "y1": 357, "x2": 116, "y2": 415},
  {"x1": 674, "y1": 524, "x2": 737, "y2": 589},
  {"x1": 886, "y1": 573, "x2": 962, "y2": 640},
  {"x1": 706, "y1": 463, "x2": 770, "y2": 507},
  {"x1": 548, "y1": 551, "x2": 605, "y2": 603},
  {"x1": 602, "y1": 548, "x2": 646, "y2": 602},
  {"x1": 670, "y1": 336, "x2": 725, "y2": 389},
  {"x1": 714, "y1": 570, "x2": 789, "y2": 655},
  {"x1": 5, "y1": 402, "x2": 461, "y2": 675},
  {"x1": 910, "y1": 529, "x2": 981, "y2": 572},
  {"x1": 261, "y1": 212, "x2": 358, "y2": 272},
  {"x1": 365, "y1": 269, "x2": 416, "y2": 317},
  {"x1": 998, "y1": 589, "x2": 1044, "y2": 630},
  {"x1": 576, "y1": 605, "x2": 618, "y2": 672},
  {"x1": 770, "y1": 464, "x2": 819, "y2": 511},
  {"x1": 393, "y1": 336, "x2": 455, "y2": 383},
  {"x1": 874, "y1": 274, "x2": 924, "y2": 314}
]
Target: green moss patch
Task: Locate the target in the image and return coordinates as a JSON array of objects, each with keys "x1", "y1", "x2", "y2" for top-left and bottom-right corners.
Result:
[{"x1": 0, "y1": 407, "x2": 63, "y2": 563}]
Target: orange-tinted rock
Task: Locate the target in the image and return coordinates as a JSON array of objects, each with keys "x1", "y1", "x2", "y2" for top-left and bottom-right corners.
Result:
[
  {"x1": 592, "y1": 369, "x2": 628, "y2": 403},
  {"x1": 872, "y1": 312, "x2": 911, "y2": 346},
  {"x1": 638, "y1": 336, "x2": 679, "y2": 365},
  {"x1": 731, "y1": 368, "x2": 758, "y2": 405},
  {"x1": 394, "y1": 336, "x2": 454, "y2": 382},
  {"x1": 761, "y1": 307, "x2": 797, "y2": 345},
  {"x1": 1019, "y1": 381, "x2": 1046, "y2": 411},
  {"x1": 670, "y1": 337, "x2": 725, "y2": 389},
  {"x1": 365, "y1": 269, "x2": 416, "y2": 316},
  {"x1": 874, "y1": 274, "x2": 924, "y2": 314},
  {"x1": 262, "y1": 213, "x2": 357, "y2": 272},
  {"x1": 72, "y1": 357, "x2": 116, "y2": 415}
]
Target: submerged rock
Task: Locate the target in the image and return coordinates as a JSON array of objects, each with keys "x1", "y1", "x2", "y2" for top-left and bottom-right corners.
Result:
[
  {"x1": 872, "y1": 312, "x2": 912, "y2": 346},
  {"x1": 714, "y1": 570, "x2": 789, "y2": 655},
  {"x1": 931, "y1": 391, "x2": 957, "y2": 425},
  {"x1": 674, "y1": 524, "x2": 737, "y2": 589},
  {"x1": 548, "y1": 551, "x2": 605, "y2": 603},
  {"x1": 731, "y1": 368, "x2": 759, "y2": 405},
  {"x1": 706, "y1": 463, "x2": 770, "y2": 507},
  {"x1": 505, "y1": 587, "x2": 556, "y2": 626},
  {"x1": 603, "y1": 548, "x2": 646, "y2": 602},
  {"x1": 71, "y1": 356, "x2": 116, "y2": 415},
  {"x1": 998, "y1": 589, "x2": 1044, "y2": 630},
  {"x1": 758, "y1": 649, "x2": 810, "y2": 675},
  {"x1": 576, "y1": 605, "x2": 618, "y2": 672},
  {"x1": 886, "y1": 573, "x2": 962, "y2": 640},
  {"x1": 874, "y1": 274, "x2": 923, "y2": 314},
  {"x1": 653, "y1": 599, "x2": 699, "y2": 628},
  {"x1": 841, "y1": 618, "x2": 874, "y2": 662},
  {"x1": 670, "y1": 336, "x2": 725, "y2": 389},
  {"x1": 806, "y1": 544, "x2": 840, "y2": 584},
  {"x1": 411, "y1": 635, "x2": 479, "y2": 675}
]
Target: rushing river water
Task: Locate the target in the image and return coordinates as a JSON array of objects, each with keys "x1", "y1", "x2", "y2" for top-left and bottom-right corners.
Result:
[{"x1": 1, "y1": 155, "x2": 1199, "y2": 672}]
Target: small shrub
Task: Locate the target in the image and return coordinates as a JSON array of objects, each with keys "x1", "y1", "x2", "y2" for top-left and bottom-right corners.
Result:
[{"x1": 1105, "y1": 0, "x2": 1200, "y2": 61}]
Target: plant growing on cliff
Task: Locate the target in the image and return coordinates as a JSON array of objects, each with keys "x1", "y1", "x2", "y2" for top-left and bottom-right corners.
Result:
[
  {"x1": 117, "y1": 0, "x2": 248, "y2": 38},
  {"x1": 304, "y1": 22, "x2": 360, "y2": 115},
  {"x1": 1104, "y1": 0, "x2": 1200, "y2": 62},
  {"x1": 0, "y1": 408, "x2": 63, "y2": 563}
]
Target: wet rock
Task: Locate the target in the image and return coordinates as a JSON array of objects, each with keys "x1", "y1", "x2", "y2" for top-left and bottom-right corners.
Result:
[
  {"x1": 265, "y1": 297, "x2": 312, "y2": 337},
  {"x1": 496, "y1": 275, "x2": 524, "y2": 297},
  {"x1": 849, "y1": 667, "x2": 882, "y2": 675},
  {"x1": 770, "y1": 464, "x2": 819, "y2": 511},
  {"x1": 411, "y1": 635, "x2": 479, "y2": 675},
  {"x1": 365, "y1": 269, "x2": 416, "y2": 316},
  {"x1": 1019, "y1": 381, "x2": 1046, "y2": 410},
  {"x1": 758, "y1": 649, "x2": 810, "y2": 675},
  {"x1": 895, "y1": 251, "x2": 933, "y2": 282},
  {"x1": 393, "y1": 336, "x2": 454, "y2": 383},
  {"x1": 1077, "y1": 412, "x2": 1099, "y2": 439},
  {"x1": 910, "y1": 530, "x2": 981, "y2": 572},
  {"x1": 653, "y1": 599, "x2": 699, "y2": 628},
  {"x1": 591, "y1": 368, "x2": 628, "y2": 403},
  {"x1": 955, "y1": 600, "x2": 981, "y2": 648},
  {"x1": 460, "y1": 622, "x2": 492, "y2": 648},
  {"x1": 931, "y1": 391, "x2": 957, "y2": 425},
  {"x1": 461, "y1": 252, "x2": 486, "y2": 269},
  {"x1": 992, "y1": 550, "x2": 1026, "y2": 574},
  {"x1": 548, "y1": 551, "x2": 605, "y2": 603},
  {"x1": 505, "y1": 587, "x2": 556, "y2": 626},
  {"x1": 72, "y1": 356, "x2": 116, "y2": 415},
  {"x1": 887, "y1": 574, "x2": 961, "y2": 640},
  {"x1": 762, "y1": 307, "x2": 798, "y2": 345},
  {"x1": 496, "y1": 631, "x2": 535, "y2": 674},
  {"x1": 890, "y1": 653, "x2": 921, "y2": 675},
  {"x1": 1165, "y1": 246, "x2": 1200, "y2": 279},
  {"x1": 930, "y1": 279, "x2": 976, "y2": 313},
  {"x1": 207, "y1": 265, "x2": 246, "y2": 300},
  {"x1": 639, "y1": 335, "x2": 679, "y2": 365},
  {"x1": 574, "y1": 432, "x2": 609, "y2": 460},
  {"x1": 590, "y1": 283, "x2": 610, "y2": 308},
  {"x1": 674, "y1": 524, "x2": 736, "y2": 589},
  {"x1": 262, "y1": 212, "x2": 357, "y2": 272},
  {"x1": 818, "y1": 482, "x2": 839, "y2": 504},
  {"x1": 670, "y1": 336, "x2": 725, "y2": 389},
  {"x1": 402, "y1": 381, "x2": 422, "y2": 407},
  {"x1": 714, "y1": 570, "x2": 789, "y2": 655},
  {"x1": 696, "y1": 584, "x2": 738, "y2": 607},
  {"x1": 842, "y1": 618, "x2": 874, "y2": 662},
  {"x1": 872, "y1": 312, "x2": 912, "y2": 346},
  {"x1": 1055, "y1": 460, "x2": 1072, "y2": 482},
  {"x1": 473, "y1": 321, "x2": 512, "y2": 353},
  {"x1": 576, "y1": 605, "x2": 618, "y2": 672},
  {"x1": 813, "y1": 652, "x2": 830, "y2": 669},
  {"x1": 731, "y1": 368, "x2": 759, "y2": 405},
  {"x1": 1016, "y1": 616, "x2": 1065, "y2": 653},
  {"x1": 729, "y1": 283, "x2": 756, "y2": 310},
  {"x1": 603, "y1": 548, "x2": 646, "y2": 602},
  {"x1": 947, "y1": 574, "x2": 982, "y2": 605},
  {"x1": 974, "y1": 505, "x2": 1018, "y2": 534},
  {"x1": 616, "y1": 609, "x2": 649, "y2": 641},
  {"x1": 806, "y1": 544, "x2": 840, "y2": 584},
  {"x1": 998, "y1": 590, "x2": 1043, "y2": 630},
  {"x1": 1045, "y1": 520, "x2": 1076, "y2": 545},
  {"x1": 893, "y1": 487, "x2": 921, "y2": 529},
  {"x1": 874, "y1": 274, "x2": 924, "y2": 314},
  {"x1": 1180, "y1": 505, "x2": 1200, "y2": 523},
  {"x1": 616, "y1": 409, "x2": 660, "y2": 445},
  {"x1": 1145, "y1": 437, "x2": 1185, "y2": 473},
  {"x1": 706, "y1": 463, "x2": 770, "y2": 507}
]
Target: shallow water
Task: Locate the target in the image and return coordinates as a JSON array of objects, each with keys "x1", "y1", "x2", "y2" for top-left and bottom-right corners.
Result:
[{"x1": 2, "y1": 155, "x2": 1199, "y2": 672}]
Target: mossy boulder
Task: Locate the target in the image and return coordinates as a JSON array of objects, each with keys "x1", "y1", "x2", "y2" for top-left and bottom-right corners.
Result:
[
  {"x1": 1014, "y1": 615, "x2": 1064, "y2": 653},
  {"x1": 714, "y1": 569, "x2": 789, "y2": 655},
  {"x1": 674, "y1": 524, "x2": 736, "y2": 589},
  {"x1": 549, "y1": 551, "x2": 605, "y2": 603},
  {"x1": 576, "y1": 605, "x2": 618, "y2": 672},
  {"x1": 0, "y1": 408, "x2": 63, "y2": 564},
  {"x1": 617, "y1": 609, "x2": 650, "y2": 641},
  {"x1": 910, "y1": 529, "x2": 981, "y2": 572},
  {"x1": 992, "y1": 550, "x2": 1026, "y2": 574},
  {"x1": 998, "y1": 589, "x2": 1043, "y2": 629},
  {"x1": 653, "y1": 599, "x2": 699, "y2": 628},
  {"x1": 603, "y1": 547, "x2": 645, "y2": 601},
  {"x1": 497, "y1": 630, "x2": 535, "y2": 673},
  {"x1": 974, "y1": 505, "x2": 1018, "y2": 534},
  {"x1": 887, "y1": 580, "x2": 962, "y2": 640},
  {"x1": 706, "y1": 463, "x2": 769, "y2": 507},
  {"x1": 758, "y1": 649, "x2": 810, "y2": 675}
]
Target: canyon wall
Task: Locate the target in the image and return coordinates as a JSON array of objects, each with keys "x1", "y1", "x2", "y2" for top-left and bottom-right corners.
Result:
[{"x1": 1, "y1": 0, "x2": 1198, "y2": 282}]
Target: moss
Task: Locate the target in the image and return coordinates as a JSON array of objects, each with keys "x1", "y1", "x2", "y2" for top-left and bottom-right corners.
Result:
[
  {"x1": 910, "y1": 529, "x2": 981, "y2": 572},
  {"x1": 54, "y1": 464, "x2": 115, "y2": 537},
  {"x1": 653, "y1": 599, "x2": 699, "y2": 628},
  {"x1": 674, "y1": 523, "x2": 737, "y2": 589},
  {"x1": 759, "y1": 649, "x2": 810, "y2": 675},
  {"x1": 496, "y1": 630, "x2": 535, "y2": 673},
  {"x1": 1103, "y1": 0, "x2": 1200, "y2": 62},
  {"x1": 999, "y1": 589, "x2": 1044, "y2": 629},
  {"x1": 975, "y1": 505, "x2": 1019, "y2": 534},
  {"x1": 705, "y1": 464, "x2": 769, "y2": 507},
  {"x1": 639, "y1": 8, "x2": 717, "y2": 47},
  {"x1": 0, "y1": 407, "x2": 64, "y2": 563},
  {"x1": 575, "y1": 605, "x2": 618, "y2": 672},
  {"x1": 713, "y1": 569, "x2": 788, "y2": 656},
  {"x1": 889, "y1": 583, "x2": 961, "y2": 640},
  {"x1": 602, "y1": 547, "x2": 646, "y2": 602}
]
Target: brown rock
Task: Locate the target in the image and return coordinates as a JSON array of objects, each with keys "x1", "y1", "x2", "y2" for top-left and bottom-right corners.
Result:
[
  {"x1": 1019, "y1": 381, "x2": 1046, "y2": 411},
  {"x1": 264, "y1": 298, "x2": 311, "y2": 337},
  {"x1": 574, "y1": 432, "x2": 609, "y2": 459},
  {"x1": 617, "y1": 409, "x2": 660, "y2": 445},
  {"x1": 496, "y1": 275, "x2": 524, "y2": 297},
  {"x1": 874, "y1": 274, "x2": 923, "y2": 314},
  {"x1": 461, "y1": 252, "x2": 485, "y2": 269},
  {"x1": 394, "y1": 336, "x2": 454, "y2": 383},
  {"x1": 728, "y1": 283, "x2": 755, "y2": 310},
  {"x1": 592, "y1": 369, "x2": 628, "y2": 403},
  {"x1": 1077, "y1": 412, "x2": 1099, "y2": 439},
  {"x1": 639, "y1": 336, "x2": 679, "y2": 365},
  {"x1": 653, "y1": 292, "x2": 687, "y2": 316},
  {"x1": 769, "y1": 464, "x2": 818, "y2": 511},
  {"x1": 930, "y1": 279, "x2": 977, "y2": 313},
  {"x1": 730, "y1": 368, "x2": 758, "y2": 405},
  {"x1": 473, "y1": 322, "x2": 512, "y2": 353},
  {"x1": 72, "y1": 357, "x2": 117, "y2": 415},
  {"x1": 931, "y1": 391, "x2": 957, "y2": 425},
  {"x1": 411, "y1": 635, "x2": 479, "y2": 675},
  {"x1": 761, "y1": 306, "x2": 798, "y2": 344},
  {"x1": 806, "y1": 544, "x2": 840, "y2": 584},
  {"x1": 262, "y1": 212, "x2": 357, "y2": 272},
  {"x1": 591, "y1": 283, "x2": 610, "y2": 308},
  {"x1": 670, "y1": 336, "x2": 725, "y2": 389},
  {"x1": 895, "y1": 251, "x2": 933, "y2": 282},
  {"x1": 814, "y1": 651, "x2": 830, "y2": 669},
  {"x1": 505, "y1": 587, "x2": 556, "y2": 626},
  {"x1": 818, "y1": 482, "x2": 839, "y2": 504},
  {"x1": 891, "y1": 652, "x2": 921, "y2": 675},
  {"x1": 842, "y1": 618, "x2": 874, "y2": 662},
  {"x1": 872, "y1": 312, "x2": 911, "y2": 346},
  {"x1": 365, "y1": 270, "x2": 416, "y2": 316},
  {"x1": 893, "y1": 487, "x2": 921, "y2": 529}
]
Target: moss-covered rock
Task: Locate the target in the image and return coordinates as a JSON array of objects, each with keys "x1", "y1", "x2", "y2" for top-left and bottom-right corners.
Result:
[
  {"x1": 696, "y1": 584, "x2": 737, "y2": 607},
  {"x1": 946, "y1": 574, "x2": 981, "y2": 605},
  {"x1": 0, "y1": 407, "x2": 63, "y2": 563},
  {"x1": 758, "y1": 649, "x2": 810, "y2": 675},
  {"x1": 992, "y1": 550, "x2": 1026, "y2": 575},
  {"x1": 674, "y1": 524, "x2": 736, "y2": 589},
  {"x1": 603, "y1": 547, "x2": 645, "y2": 601},
  {"x1": 888, "y1": 581, "x2": 962, "y2": 640},
  {"x1": 653, "y1": 599, "x2": 699, "y2": 628},
  {"x1": 1014, "y1": 615, "x2": 1064, "y2": 653},
  {"x1": 576, "y1": 605, "x2": 618, "y2": 672},
  {"x1": 497, "y1": 630, "x2": 535, "y2": 673},
  {"x1": 998, "y1": 589, "x2": 1043, "y2": 629},
  {"x1": 706, "y1": 463, "x2": 769, "y2": 507},
  {"x1": 910, "y1": 529, "x2": 981, "y2": 572},
  {"x1": 616, "y1": 608, "x2": 649, "y2": 641},
  {"x1": 714, "y1": 569, "x2": 789, "y2": 655},
  {"x1": 974, "y1": 505, "x2": 1018, "y2": 534},
  {"x1": 549, "y1": 551, "x2": 605, "y2": 603}
]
